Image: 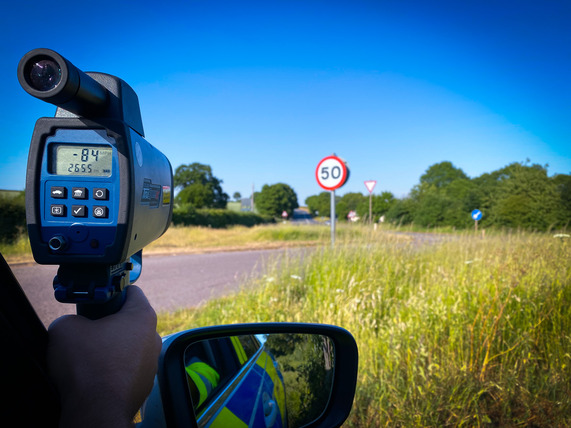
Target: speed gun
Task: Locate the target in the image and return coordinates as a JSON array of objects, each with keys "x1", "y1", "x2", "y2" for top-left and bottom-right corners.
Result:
[{"x1": 18, "y1": 48, "x2": 173, "y2": 318}]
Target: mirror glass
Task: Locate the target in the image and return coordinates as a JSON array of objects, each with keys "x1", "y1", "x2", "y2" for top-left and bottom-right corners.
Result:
[{"x1": 184, "y1": 333, "x2": 335, "y2": 427}]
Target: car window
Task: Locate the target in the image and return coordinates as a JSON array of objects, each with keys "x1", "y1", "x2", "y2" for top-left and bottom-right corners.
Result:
[
  {"x1": 185, "y1": 336, "x2": 270, "y2": 425},
  {"x1": 236, "y1": 335, "x2": 261, "y2": 360},
  {"x1": 185, "y1": 338, "x2": 242, "y2": 412}
]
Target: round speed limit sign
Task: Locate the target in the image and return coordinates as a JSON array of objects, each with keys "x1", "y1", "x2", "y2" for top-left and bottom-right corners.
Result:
[{"x1": 316, "y1": 155, "x2": 348, "y2": 191}]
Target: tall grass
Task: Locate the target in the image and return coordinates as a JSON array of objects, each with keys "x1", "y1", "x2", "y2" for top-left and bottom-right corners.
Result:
[
  {"x1": 2, "y1": 223, "x2": 340, "y2": 261},
  {"x1": 146, "y1": 223, "x2": 368, "y2": 253},
  {"x1": 0, "y1": 233, "x2": 31, "y2": 260},
  {"x1": 158, "y1": 231, "x2": 571, "y2": 426}
]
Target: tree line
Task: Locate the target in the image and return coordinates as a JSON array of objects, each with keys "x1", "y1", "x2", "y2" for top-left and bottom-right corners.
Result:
[
  {"x1": 305, "y1": 161, "x2": 570, "y2": 231},
  {"x1": 1, "y1": 160, "x2": 568, "y2": 242},
  {"x1": 0, "y1": 163, "x2": 301, "y2": 241},
  {"x1": 174, "y1": 163, "x2": 299, "y2": 220}
]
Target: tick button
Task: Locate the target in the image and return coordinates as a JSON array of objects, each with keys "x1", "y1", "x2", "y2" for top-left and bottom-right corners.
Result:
[{"x1": 71, "y1": 205, "x2": 87, "y2": 218}]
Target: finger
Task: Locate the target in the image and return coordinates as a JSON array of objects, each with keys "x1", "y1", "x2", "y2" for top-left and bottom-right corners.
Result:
[
  {"x1": 48, "y1": 314, "x2": 79, "y2": 332},
  {"x1": 121, "y1": 286, "x2": 154, "y2": 314},
  {"x1": 115, "y1": 285, "x2": 158, "y2": 329}
]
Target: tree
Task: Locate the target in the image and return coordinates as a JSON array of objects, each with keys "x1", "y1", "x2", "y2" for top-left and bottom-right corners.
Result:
[
  {"x1": 266, "y1": 334, "x2": 334, "y2": 427},
  {"x1": 553, "y1": 174, "x2": 571, "y2": 225},
  {"x1": 174, "y1": 163, "x2": 229, "y2": 208},
  {"x1": 413, "y1": 189, "x2": 451, "y2": 227},
  {"x1": 386, "y1": 197, "x2": 416, "y2": 225},
  {"x1": 337, "y1": 192, "x2": 366, "y2": 221},
  {"x1": 420, "y1": 161, "x2": 468, "y2": 189},
  {"x1": 491, "y1": 163, "x2": 563, "y2": 230},
  {"x1": 356, "y1": 191, "x2": 396, "y2": 222},
  {"x1": 233, "y1": 192, "x2": 242, "y2": 201},
  {"x1": 0, "y1": 191, "x2": 26, "y2": 242},
  {"x1": 408, "y1": 162, "x2": 474, "y2": 228},
  {"x1": 255, "y1": 183, "x2": 299, "y2": 218},
  {"x1": 305, "y1": 192, "x2": 331, "y2": 217}
]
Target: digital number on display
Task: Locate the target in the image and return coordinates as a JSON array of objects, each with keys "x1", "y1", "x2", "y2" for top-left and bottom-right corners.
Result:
[{"x1": 51, "y1": 144, "x2": 113, "y2": 177}]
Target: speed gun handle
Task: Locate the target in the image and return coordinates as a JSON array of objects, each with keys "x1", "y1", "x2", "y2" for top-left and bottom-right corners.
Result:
[
  {"x1": 77, "y1": 292, "x2": 125, "y2": 320},
  {"x1": 53, "y1": 262, "x2": 133, "y2": 320}
]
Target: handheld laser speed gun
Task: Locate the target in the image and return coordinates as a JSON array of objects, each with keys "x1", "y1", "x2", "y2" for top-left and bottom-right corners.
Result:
[{"x1": 18, "y1": 48, "x2": 173, "y2": 319}]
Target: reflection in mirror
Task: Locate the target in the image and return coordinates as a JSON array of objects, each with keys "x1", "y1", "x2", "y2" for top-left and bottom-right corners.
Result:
[{"x1": 184, "y1": 333, "x2": 335, "y2": 428}]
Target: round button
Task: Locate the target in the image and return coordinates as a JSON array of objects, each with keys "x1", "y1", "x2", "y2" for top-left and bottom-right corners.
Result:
[{"x1": 69, "y1": 223, "x2": 88, "y2": 242}]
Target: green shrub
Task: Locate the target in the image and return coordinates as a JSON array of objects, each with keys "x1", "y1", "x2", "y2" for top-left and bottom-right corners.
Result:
[
  {"x1": 0, "y1": 193, "x2": 26, "y2": 243},
  {"x1": 172, "y1": 205, "x2": 273, "y2": 228}
]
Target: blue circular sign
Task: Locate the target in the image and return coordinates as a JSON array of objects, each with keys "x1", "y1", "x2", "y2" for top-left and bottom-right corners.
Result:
[{"x1": 471, "y1": 209, "x2": 483, "y2": 221}]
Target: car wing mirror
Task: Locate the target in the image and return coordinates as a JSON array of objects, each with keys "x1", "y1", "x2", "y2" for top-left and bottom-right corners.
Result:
[{"x1": 139, "y1": 323, "x2": 358, "y2": 428}]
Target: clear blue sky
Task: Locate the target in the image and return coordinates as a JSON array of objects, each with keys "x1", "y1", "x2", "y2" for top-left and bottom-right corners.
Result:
[{"x1": 2, "y1": 0, "x2": 569, "y2": 204}]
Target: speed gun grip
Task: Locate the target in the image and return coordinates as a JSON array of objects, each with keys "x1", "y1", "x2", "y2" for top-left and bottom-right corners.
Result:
[{"x1": 77, "y1": 291, "x2": 126, "y2": 320}]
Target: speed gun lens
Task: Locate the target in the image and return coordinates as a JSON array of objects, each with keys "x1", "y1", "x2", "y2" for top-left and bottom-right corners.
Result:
[{"x1": 24, "y1": 56, "x2": 62, "y2": 92}]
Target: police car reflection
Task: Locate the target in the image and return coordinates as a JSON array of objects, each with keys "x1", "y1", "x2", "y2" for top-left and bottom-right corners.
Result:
[{"x1": 185, "y1": 334, "x2": 287, "y2": 427}]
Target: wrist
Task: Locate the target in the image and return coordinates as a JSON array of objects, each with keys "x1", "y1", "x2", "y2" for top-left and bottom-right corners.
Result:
[{"x1": 58, "y1": 385, "x2": 135, "y2": 428}]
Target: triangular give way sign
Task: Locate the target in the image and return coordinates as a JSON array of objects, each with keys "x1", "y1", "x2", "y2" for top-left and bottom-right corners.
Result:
[{"x1": 364, "y1": 180, "x2": 376, "y2": 194}]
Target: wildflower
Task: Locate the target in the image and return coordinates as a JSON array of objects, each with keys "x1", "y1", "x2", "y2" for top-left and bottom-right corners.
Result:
[{"x1": 290, "y1": 275, "x2": 302, "y2": 280}]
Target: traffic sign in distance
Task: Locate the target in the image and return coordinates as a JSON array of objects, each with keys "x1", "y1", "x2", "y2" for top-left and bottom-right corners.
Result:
[
  {"x1": 471, "y1": 209, "x2": 483, "y2": 221},
  {"x1": 316, "y1": 156, "x2": 348, "y2": 191},
  {"x1": 364, "y1": 180, "x2": 376, "y2": 194}
]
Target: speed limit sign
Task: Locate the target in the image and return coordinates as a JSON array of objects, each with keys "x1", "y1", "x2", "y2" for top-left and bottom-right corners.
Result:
[{"x1": 316, "y1": 155, "x2": 348, "y2": 191}]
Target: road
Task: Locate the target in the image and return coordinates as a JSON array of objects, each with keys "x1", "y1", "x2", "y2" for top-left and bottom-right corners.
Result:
[
  {"x1": 291, "y1": 208, "x2": 320, "y2": 224},
  {"x1": 10, "y1": 231, "x2": 446, "y2": 327},
  {"x1": 11, "y1": 249, "x2": 287, "y2": 327}
]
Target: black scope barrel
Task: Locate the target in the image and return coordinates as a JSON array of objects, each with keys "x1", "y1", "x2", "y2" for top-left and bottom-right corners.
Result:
[{"x1": 18, "y1": 48, "x2": 109, "y2": 117}]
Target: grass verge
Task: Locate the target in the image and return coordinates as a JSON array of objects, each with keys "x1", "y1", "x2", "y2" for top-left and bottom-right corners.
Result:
[
  {"x1": 1, "y1": 224, "x2": 336, "y2": 263},
  {"x1": 145, "y1": 223, "x2": 370, "y2": 254},
  {"x1": 0, "y1": 234, "x2": 32, "y2": 263},
  {"x1": 157, "y1": 231, "x2": 571, "y2": 426}
]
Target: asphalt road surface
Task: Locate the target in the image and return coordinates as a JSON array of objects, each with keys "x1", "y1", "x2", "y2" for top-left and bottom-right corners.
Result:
[
  {"x1": 11, "y1": 249, "x2": 286, "y2": 327},
  {"x1": 10, "y1": 232, "x2": 444, "y2": 327},
  {"x1": 291, "y1": 208, "x2": 319, "y2": 224}
]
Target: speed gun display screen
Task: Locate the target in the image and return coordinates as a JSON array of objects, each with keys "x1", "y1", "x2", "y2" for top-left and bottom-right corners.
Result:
[{"x1": 50, "y1": 144, "x2": 112, "y2": 177}]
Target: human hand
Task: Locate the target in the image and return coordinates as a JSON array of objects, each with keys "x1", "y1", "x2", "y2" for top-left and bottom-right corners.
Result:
[{"x1": 47, "y1": 286, "x2": 162, "y2": 428}]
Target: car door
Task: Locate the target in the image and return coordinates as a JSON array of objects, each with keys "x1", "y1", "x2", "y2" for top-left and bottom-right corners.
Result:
[{"x1": 195, "y1": 335, "x2": 286, "y2": 428}]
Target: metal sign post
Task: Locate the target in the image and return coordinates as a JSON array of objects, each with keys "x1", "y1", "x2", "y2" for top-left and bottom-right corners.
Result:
[
  {"x1": 364, "y1": 180, "x2": 376, "y2": 225},
  {"x1": 316, "y1": 155, "x2": 349, "y2": 247},
  {"x1": 331, "y1": 190, "x2": 336, "y2": 246},
  {"x1": 471, "y1": 209, "x2": 483, "y2": 231}
]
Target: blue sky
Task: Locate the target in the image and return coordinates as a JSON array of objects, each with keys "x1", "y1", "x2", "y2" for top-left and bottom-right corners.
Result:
[{"x1": 2, "y1": 1, "x2": 569, "y2": 204}]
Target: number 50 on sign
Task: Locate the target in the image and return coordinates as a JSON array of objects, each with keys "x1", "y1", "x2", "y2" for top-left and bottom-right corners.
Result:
[{"x1": 316, "y1": 156, "x2": 348, "y2": 191}]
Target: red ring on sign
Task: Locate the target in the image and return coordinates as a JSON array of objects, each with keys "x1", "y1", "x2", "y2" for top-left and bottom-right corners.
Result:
[{"x1": 315, "y1": 156, "x2": 348, "y2": 191}]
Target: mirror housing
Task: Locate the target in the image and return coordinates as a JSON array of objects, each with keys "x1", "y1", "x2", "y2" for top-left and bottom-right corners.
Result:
[{"x1": 140, "y1": 323, "x2": 358, "y2": 428}]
